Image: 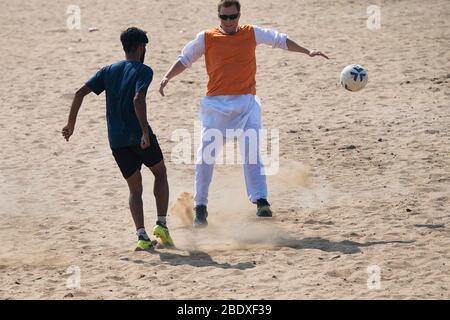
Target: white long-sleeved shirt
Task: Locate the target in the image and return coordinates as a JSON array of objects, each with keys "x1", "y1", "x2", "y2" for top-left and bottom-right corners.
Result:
[{"x1": 178, "y1": 25, "x2": 289, "y2": 68}]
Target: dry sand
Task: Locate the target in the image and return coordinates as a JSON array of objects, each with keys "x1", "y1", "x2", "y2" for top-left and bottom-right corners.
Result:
[{"x1": 0, "y1": 0, "x2": 449, "y2": 299}]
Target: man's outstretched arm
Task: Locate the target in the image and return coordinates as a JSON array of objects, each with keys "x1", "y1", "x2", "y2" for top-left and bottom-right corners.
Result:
[
  {"x1": 62, "y1": 85, "x2": 92, "y2": 141},
  {"x1": 253, "y1": 26, "x2": 329, "y2": 59},
  {"x1": 159, "y1": 32, "x2": 205, "y2": 96},
  {"x1": 159, "y1": 60, "x2": 187, "y2": 96},
  {"x1": 286, "y1": 38, "x2": 329, "y2": 59}
]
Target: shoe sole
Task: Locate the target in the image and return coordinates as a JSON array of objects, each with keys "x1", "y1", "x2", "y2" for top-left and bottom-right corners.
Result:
[
  {"x1": 257, "y1": 213, "x2": 272, "y2": 217},
  {"x1": 193, "y1": 222, "x2": 208, "y2": 228},
  {"x1": 135, "y1": 240, "x2": 157, "y2": 251}
]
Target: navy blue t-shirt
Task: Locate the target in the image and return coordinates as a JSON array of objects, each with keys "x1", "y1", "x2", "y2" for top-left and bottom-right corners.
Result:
[{"x1": 85, "y1": 60, "x2": 153, "y2": 149}]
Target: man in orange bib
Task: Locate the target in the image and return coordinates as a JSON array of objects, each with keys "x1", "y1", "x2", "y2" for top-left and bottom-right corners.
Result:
[{"x1": 159, "y1": 0, "x2": 329, "y2": 227}]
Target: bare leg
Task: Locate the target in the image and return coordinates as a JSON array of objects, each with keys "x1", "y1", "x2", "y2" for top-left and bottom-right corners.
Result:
[
  {"x1": 149, "y1": 160, "x2": 169, "y2": 217},
  {"x1": 125, "y1": 169, "x2": 144, "y2": 230}
]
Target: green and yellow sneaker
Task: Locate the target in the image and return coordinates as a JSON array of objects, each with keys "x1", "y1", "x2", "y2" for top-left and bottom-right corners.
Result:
[
  {"x1": 135, "y1": 238, "x2": 157, "y2": 251},
  {"x1": 153, "y1": 222, "x2": 175, "y2": 247}
]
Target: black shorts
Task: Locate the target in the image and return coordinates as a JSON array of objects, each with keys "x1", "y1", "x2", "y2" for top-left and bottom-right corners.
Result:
[{"x1": 112, "y1": 134, "x2": 164, "y2": 179}]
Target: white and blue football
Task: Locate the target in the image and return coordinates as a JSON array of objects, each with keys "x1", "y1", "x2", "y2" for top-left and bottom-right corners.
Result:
[{"x1": 340, "y1": 64, "x2": 368, "y2": 92}]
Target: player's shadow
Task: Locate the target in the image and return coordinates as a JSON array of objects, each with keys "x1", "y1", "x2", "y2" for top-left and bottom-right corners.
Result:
[
  {"x1": 277, "y1": 236, "x2": 415, "y2": 254},
  {"x1": 158, "y1": 250, "x2": 255, "y2": 270}
]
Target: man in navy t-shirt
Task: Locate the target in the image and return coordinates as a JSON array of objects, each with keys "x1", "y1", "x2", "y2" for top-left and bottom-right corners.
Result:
[{"x1": 62, "y1": 27, "x2": 174, "y2": 250}]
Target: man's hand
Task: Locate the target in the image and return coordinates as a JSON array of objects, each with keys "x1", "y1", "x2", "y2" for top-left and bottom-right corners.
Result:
[
  {"x1": 159, "y1": 77, "x2": 169, "y2": 96},
  {"x1": 140, "y1": 132, "x2": 150, "y2": 150},
  {"x1": 62, "y1": 122, "x2": 75, "y2": 141},
  {"x1": 309, "y1": 50, "x2": 329, "y2": 59},
  {"x1": 62, "y1": 85, "x2": 91, "y2": 142},
  {"x1": 159, "y1": 61, "x2": 188, "y2": 97}
]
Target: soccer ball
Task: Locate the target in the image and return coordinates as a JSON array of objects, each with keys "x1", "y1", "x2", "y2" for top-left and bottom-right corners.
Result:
[{"x1": 340, "y1": 64, "x2": 368, "y2": 92}]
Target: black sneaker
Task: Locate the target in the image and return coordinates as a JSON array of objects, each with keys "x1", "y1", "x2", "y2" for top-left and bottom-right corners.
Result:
[
  {"x1": 256, "y1": 198, "x2": 272, "y2": 217},
  {"x1": 193, "y1": 205, "x2": 208, "y2": 228}
]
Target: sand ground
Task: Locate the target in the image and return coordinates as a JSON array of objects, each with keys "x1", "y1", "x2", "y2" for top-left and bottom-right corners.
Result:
[{"x1": 0, "y1": 0, "x2": 449, "y2": 299}]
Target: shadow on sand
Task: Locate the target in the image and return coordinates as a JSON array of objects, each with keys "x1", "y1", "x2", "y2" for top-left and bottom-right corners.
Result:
[
  {"x1": 158, "y1": 251, "x2": 256, "y2": 270},
  {"x1": 275, "y1": 236, "x2": 415, "y2": 254},
  {"x1": 151, "y1": 237, "x2": 414, "y2": 268}
]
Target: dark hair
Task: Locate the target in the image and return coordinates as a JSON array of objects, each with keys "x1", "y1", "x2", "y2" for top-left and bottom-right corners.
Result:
[
  {"x1": 120, "y1": 27, "x2": 148, "y2": 53},
  {"x1": 217, "y1": 0, "x2": 241, "y2": 12}
]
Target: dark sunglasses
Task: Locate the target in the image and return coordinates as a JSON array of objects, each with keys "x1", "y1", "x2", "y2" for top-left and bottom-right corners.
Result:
[{"x1": 219, "y1": 13, "x2": 239, "y2": 21}]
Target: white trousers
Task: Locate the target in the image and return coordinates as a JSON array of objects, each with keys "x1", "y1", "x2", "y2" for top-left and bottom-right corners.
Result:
[{"x1": 194, "y1": 95, "x2": 268, "y2": 206}]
